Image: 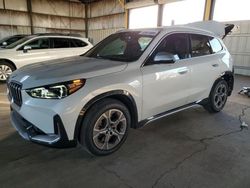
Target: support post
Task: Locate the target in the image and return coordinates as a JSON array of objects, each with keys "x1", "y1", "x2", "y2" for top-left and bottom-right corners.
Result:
[
  {"x1": 157, "y1": 4, "x2": 163, "y2": 27},
  {"x1": 85, "y1": 3, "x2": 89, "y2": 38},
  {"x1": 122, "y1": 0, "x2": 128, "y2": 29},
  {"x1": 27, "y1": 0, "x2": 34, "y2": 34},
  {"x1": 3, "y1": 0, "x2": 5, "y2": 9},
  {"x1": 204, "y1": 0, "x2": 215, "y2": 21}
]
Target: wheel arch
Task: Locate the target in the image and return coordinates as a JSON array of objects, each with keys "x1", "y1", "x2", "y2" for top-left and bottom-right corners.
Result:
[
  {"x1": 74, "y1": 90, "x2": 139, "y2": 141},
  {"x1": 0, "y1": 58, "x2": 17, "y2": 70},
  {"x1": 220, "y1": 71, "x2": 234, "y2": 96}
]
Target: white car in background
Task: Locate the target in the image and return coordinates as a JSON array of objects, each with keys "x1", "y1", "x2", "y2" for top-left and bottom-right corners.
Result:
[
  {"x1": 7, "y1": 21, "x2": 234, "y2": 156},
  {"x1": 0, "y1": 33, "x2": 93, "y2": 81}
]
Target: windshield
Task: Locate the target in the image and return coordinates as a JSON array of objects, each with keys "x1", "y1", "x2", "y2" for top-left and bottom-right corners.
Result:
[
  {"x1": 5, "y1": 36, "x2": 33, "y2": 49},
  {"x1": 84, "y1": 31, "x2": 159, "y2": 62}
]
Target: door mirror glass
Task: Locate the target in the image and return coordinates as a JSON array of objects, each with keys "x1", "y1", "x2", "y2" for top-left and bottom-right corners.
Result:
[
  {"x1": 2, "y1": 42, "x2": 7, "y2": 46},
  {"x1": 23, "y1": 45, "x2": 32, "y2": 52},
  {"x1": 153, "y1": 52, "x2": 178, "y2": 63}
]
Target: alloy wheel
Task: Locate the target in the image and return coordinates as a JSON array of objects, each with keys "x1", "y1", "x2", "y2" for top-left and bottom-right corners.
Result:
[
  {"x1": 214, "y1": 83, "x2": 227, "y2": 109},
  {"x1": 0, "y1": 65, "x2": 13, "y2": 81},
  {"x1": 92, "y1": 109, "x2": 127, "y2": 151}
]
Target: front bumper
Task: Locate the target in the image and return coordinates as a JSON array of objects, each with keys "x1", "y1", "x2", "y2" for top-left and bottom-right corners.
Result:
[{"x1": 10, "y1": 109, "x2": 77, "y2": 148}]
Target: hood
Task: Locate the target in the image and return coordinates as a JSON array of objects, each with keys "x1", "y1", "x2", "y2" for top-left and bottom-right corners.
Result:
[
  {"x1": 9, "y1": 56, "x2": 127, "y2": 89},
  {"x1": 0, "y1": 48, "x2": 13, "y2": 52}
]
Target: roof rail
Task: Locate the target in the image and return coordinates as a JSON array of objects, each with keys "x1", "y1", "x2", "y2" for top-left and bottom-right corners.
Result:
[{"x1": 34, "y1": 33, "x2": 83, "y2": 37}]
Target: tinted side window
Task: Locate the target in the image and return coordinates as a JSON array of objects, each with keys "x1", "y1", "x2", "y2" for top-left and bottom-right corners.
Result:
[
  {"x1": 52, "y1": 38, "x2": 70, "y2": 48},
  {"x1": 6, "y1": 37, "x2": 21, "y2": 45},
  {"x1": 148, "y1": 33, "x2": 190, "y2": 64},
  {"x1": 209, "y1": 37, "x2": 223, "y2": 53},
  {"x1": 70, "y1": 39, "x2": 88, "y2": 47},
  {"x1": 138, "y1": 37, "x2": 153, "y2": 51},
  {"x1": 24, "y1": 38, "x2": 49, "y2": 50},
  {"x1": 190, "y1": 34, "x2": 212, "y2": 57}
]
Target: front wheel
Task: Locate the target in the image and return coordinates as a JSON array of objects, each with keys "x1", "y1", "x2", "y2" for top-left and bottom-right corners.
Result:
[
  {"x1": 204, "y1": 79, "x2": 229, "y2": 113},
  {"x1": 79, "y1": 98, "x2": 130, "y2": 156},
  {"x1": 0, "y1": 61, "x2": 15, "y2": 82}
]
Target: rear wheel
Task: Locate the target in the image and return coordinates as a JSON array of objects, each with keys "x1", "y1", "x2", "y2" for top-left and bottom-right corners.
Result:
[
  {"x1": 79, "y1": 98, "x2": 130, "y2": 156},
  {"x1": 0, "y1": 61, "x2": 15, "y2": 82},
  {"x1": 204, "y1": 79, "x2": 228, "y2": 113}
]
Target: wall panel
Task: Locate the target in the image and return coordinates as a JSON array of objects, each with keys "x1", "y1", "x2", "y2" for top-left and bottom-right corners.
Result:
[
  {"x1": 5, "y1": 0, "x2": 27, "y2": 11},
  {"x1": 87, "y1": 0, "x2": 125, "y2": 44},
  {"x1": 224, "y1": 21, "x2": 250, "y2": 76},
  {"x1": 89, "y1": 0, "x2": 124, "y2": 17},
  {"x1": 0, "y1": 10, "x2": 29, "y2": 26},
  {"x1": 0, "y1": 0, "x2": 86, "y2": 38},
  {"x1": 0, "y1": 0, "x2": 4, "y2": 9},
  {"x1": 88, "y1": 28, "x2": 122, "y2": 44}
]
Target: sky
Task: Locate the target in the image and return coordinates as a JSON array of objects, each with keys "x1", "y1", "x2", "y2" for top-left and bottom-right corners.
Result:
[{"x1": 129, "y1": 0, "x2": 250, "y2": 29}]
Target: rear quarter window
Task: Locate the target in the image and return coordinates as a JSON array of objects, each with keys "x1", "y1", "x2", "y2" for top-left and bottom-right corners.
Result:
[
  {"x1": 209, "y1": 37, "x2": 223, "y2": 53},
  {"x1": 70, "y1": 39, "x2": 88, "y2": 48},
  {"x1": 190, "y1": 34, "x2": 212, "y2": 57}
]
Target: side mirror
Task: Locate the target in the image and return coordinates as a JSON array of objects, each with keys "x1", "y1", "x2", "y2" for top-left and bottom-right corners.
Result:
[
  {"x1": 2, "y1": 42, "x2": 7, "y2": 46},
  {"x1": 23, "y1": 45, "x2": 31, "y2": 53},
  {"x1": 153, "y1": 52, "x2": 178, "y2": 64}
]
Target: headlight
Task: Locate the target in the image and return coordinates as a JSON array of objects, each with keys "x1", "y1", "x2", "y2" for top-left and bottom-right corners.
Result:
[{"x1": 26, "y1": 79, "x2": 85, "y2": 99}]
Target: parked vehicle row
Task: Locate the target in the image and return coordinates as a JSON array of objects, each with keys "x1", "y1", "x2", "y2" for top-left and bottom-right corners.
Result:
[
  {"x1": 7, "y1": 21, "x2": 235, "y2": 155},
  {"x1": 0, "y1": 33, "x2": 93, "y2": 81}
]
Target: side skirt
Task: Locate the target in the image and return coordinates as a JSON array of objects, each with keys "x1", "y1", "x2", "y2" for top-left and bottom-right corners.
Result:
[{"x1": 137, "y1": 100, "x2": 206, "y2": 128}]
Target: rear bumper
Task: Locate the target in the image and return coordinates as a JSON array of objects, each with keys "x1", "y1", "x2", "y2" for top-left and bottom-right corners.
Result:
[{"x1": 10, "y1": 109, "x2": 77, "y2": 148}]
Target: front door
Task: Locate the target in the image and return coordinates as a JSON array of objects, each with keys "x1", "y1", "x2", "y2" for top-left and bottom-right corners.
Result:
[
  {"x1": 16, "y1": 37, "x2": 51, "y2": 67},
  {"x1": 141, "y1": 33, "x2": 192, "y2": 119}
]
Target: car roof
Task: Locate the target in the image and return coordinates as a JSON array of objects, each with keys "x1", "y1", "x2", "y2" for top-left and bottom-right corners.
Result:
[
  {"x1": 118, "y1": 26, "x2": 215, "y2": 37},
  {"x1": 117, "y1": 21, "x2": 227, "y2": 38}
]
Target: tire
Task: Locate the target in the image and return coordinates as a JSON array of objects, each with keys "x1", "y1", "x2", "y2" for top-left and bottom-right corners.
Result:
[
  {"x1": 203, "y1": 79, "x2": 229, "y2": 113},
  {"x1": 79, "y1": 98, "x2": 131, "y2": 156},
  {"x1": 0, "y1": 61, "x2": 15, "y2": 82}
]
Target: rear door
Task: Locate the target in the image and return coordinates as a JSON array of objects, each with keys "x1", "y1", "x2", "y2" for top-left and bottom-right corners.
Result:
[
  {"x1": 48, "y1": 37, "x2": 72, "y2": 60},
  {"x1": 48, "y1": 38, "x2": 91, "y2": 60},
  {"x1": 187, "y1": 34, "x2": 224, "y2": 103}
]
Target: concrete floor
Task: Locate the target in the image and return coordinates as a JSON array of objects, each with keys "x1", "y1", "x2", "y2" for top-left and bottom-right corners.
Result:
[{"x1": 0, "y1": 75, "x2": 250, "y2": 188}]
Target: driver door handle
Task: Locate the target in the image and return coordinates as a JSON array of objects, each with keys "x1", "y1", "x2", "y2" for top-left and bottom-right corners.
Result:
[
  {"x1": 178, "y1": 68, "x2": 188, "y2": 75},
  {"x1": 212, "y1": 63, "x2": 219, "y2": 67}
]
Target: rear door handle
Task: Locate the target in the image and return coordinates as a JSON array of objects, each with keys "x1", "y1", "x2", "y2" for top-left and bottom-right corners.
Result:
[{"x1": 212, "y1": 63, "x2": 219, "y2": 67}]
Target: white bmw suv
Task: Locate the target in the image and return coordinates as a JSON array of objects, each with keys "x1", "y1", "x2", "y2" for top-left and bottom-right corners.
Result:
[
  {"x1": 7, "y1": 21, "x2": 234, "y2": 156},
  {"x1": 0, "y1": 33, "x2": 93, "y2": 81}
]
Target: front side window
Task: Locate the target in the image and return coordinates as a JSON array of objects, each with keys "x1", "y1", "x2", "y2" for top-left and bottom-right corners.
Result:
[
  {"x1": 190, "y1": 34, "x2": 212, "y2": 57},
  {"x1": 147, "y1": 33, "x2": 190, "y2": 64},
  {"x1": 209, "y1": 37, "x2": 223, "y2": 53},
  {"x1": 85, "y1": 31, "x2": 158, "y2": 62},
  {"x1": 22, "y1": 38, "x2": 49, "y2": 50},
  {"x1": 52, "y1": 38, "x2": 70, "y2": 48},
  {"x1": 6, "y1": 36, "x2": 33, "y2": 49},
  {"x1": 5, "y1": 37, "x2": 22, "y2": 45}
]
